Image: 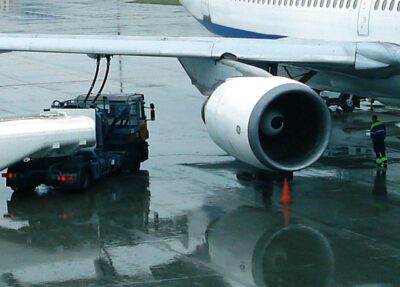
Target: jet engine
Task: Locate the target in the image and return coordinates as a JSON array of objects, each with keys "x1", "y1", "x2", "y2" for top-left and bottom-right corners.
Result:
[{"x1": 204, "y1": 77, "x2": 331, "y2": 171}]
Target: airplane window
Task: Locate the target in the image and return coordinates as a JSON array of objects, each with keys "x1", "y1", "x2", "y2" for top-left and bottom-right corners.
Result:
[
  {"x1": 284, "y1": 0, "x2": 289, "y2": 6},
  {"x1": 346, "y1": 0, "x2": 351, "y2": 8},
  {"x1": 382, "y1": 0, "x2": 387, "y2": 9},
  {"x1": 279, "y1": 0, "x2": 283, "y2": 5},
  {"x1": 353, "y1": 0, "x2": 358, "y2": 8},
  {"x1": 302, "y1": 0, "x2": 306, "y2": 5},
  {"x1": 389, "y1": 0, "x2": 395, "y2": 10},
  {"x1": 374, "y1": 0, "x2": 380, "y2": 9},
  {"x1": 268, "y1": 0, "x2": 271, "y2": 4},
  {"x1": 397, "y1": 0, "x2": 400, "y2": 10},
  {"x1": 320, "y1": 0, "x2": 325, "y2": 7},
  {"x1": 314, "y1": 0, "x2": 319, "y2": 6},
  {"x1": 333, "y1": 0, "x2": 338, "y2": 7},
  {"x1": 339, "y1": 0, "x2": 345, "y2": 7},
  {"x1": 326, "y1": 0, "x2": 331, "y2": 7},
  {"x1": 308, "y1": 0, "x2": 313, "y2": 6},
  {"x1": 296, "y1": 0, "x2": 300, "y2": 5}
]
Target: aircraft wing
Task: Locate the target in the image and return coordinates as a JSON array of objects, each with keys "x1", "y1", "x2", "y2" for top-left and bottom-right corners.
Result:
[
  {"x1": 0, "y1": 34, "x2": 397, "y2": 71},
  {"x1": 0, "y1": 34, "x2": 372, "y2": 173}
]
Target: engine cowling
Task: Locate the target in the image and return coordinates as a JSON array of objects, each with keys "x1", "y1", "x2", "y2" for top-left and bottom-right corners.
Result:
[{"x1": 204, "y1": 77, "x2": 331, "y2": 171}]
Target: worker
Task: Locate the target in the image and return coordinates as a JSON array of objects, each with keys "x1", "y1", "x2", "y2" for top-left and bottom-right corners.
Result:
[{"x1": 370, "y1": 115, "x2": 387, "y2": 167}]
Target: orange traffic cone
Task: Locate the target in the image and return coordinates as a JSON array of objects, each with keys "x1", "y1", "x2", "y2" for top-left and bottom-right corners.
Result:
[{"x1": 280, "y1": 178, "x2": 292, "y2": 205}]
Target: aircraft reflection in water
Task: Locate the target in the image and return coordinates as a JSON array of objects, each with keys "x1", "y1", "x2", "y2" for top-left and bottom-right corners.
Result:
[
  {"x1": 207, "y1": 207, "x2": 334, "y2": 287},
  {"x1": 0, "y1": 174, "x2": 336, "y2": 287}
]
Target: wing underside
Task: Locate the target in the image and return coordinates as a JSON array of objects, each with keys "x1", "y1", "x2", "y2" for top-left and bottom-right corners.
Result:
[{"x1": 0, "y1": 34, "x2": 361, "y2": 67}]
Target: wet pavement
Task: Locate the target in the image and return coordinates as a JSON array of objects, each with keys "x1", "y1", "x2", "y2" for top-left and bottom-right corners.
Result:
[{"x1": 0, "y1": 1, "x2": 400, "y2": 286}]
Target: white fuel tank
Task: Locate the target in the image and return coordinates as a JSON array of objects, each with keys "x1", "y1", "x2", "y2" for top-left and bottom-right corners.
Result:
[{"x1": 0, "y1": 109, "x2": 96, "y2": 171}]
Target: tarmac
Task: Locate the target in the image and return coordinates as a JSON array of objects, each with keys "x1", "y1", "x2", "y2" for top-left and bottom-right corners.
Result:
[{"x1": 0, "y1": 1, "x2": 399, "y2": 286}]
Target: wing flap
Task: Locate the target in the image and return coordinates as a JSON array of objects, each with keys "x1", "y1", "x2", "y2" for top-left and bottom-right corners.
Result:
[{"x1": 212, "y1": 38, "x2": 356, "y2": 67}]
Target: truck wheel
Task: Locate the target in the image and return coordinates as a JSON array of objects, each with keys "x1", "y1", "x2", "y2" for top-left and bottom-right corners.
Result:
[{"x1": 79, "y1": 170, "x2": 92, "y2": 191}]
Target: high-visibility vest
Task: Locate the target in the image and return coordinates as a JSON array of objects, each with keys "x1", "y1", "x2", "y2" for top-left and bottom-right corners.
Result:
[{"x1": 370, "y1": 121, "x2": 386, "y2": 140}]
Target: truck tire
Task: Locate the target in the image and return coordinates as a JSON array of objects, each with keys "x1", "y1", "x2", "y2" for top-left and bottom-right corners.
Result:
[{"x1": 78, "y1": 169, "x2": 92, "y2": 191}]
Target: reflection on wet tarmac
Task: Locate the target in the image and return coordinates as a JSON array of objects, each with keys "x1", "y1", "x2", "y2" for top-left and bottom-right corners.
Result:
[
  {"x1": 207, "y1": 206, "x2": 334, "y2": 287},
  {"x1": 373, "y1": 168, "x2": 387, "y2": 197},
  {"x1": 2, "y1": 172, "x2": 330, "y2": 286},
  {"x1": 6, "y1": 173, "x2": 150, "y2": 250},
  {"x1": 2, "y1": 169, "x2": 398, "y2": 287}
]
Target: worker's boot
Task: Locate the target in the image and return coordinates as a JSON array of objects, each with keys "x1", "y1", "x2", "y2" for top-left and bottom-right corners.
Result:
[{"x1": 381, "y1": 156, "x2": 388, "y2": 168}]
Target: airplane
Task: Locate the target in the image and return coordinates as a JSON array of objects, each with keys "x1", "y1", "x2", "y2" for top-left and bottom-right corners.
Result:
[{"x1": 0, "y1": 0, "x2": 395, "y2": 173}]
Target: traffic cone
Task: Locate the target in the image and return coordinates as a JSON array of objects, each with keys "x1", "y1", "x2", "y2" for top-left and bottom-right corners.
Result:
[{"x1": 280, "y1": 178, "x2": 292, "y2": 205}]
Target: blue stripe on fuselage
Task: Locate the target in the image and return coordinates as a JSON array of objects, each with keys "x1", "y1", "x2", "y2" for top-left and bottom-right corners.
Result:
[{"x1": 199, "y1": 19, "x2": 286, "y2": 39}]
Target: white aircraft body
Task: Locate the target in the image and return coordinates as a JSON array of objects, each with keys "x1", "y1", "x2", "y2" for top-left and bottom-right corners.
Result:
[
  {"x1": 0, "y1": 0, "x2": 396, "y2": 172},
  {"x1": 182, "y1": 0, "x2": 400, "y2": 100}
]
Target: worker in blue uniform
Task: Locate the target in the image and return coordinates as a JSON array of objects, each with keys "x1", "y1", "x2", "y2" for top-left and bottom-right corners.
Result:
[{"x1": 370, "y1": 115, "x2": 387, "y2": 167}]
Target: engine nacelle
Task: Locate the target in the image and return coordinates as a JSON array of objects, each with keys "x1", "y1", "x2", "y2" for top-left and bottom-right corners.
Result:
[{"x1": 204, "y1": 77, "x2": 331, "y2": 171}]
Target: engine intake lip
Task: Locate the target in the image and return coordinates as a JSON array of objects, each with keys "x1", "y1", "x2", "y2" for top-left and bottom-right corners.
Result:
[{"x1": 248, "y1": 83, "x2": 331, "y2": 171}]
